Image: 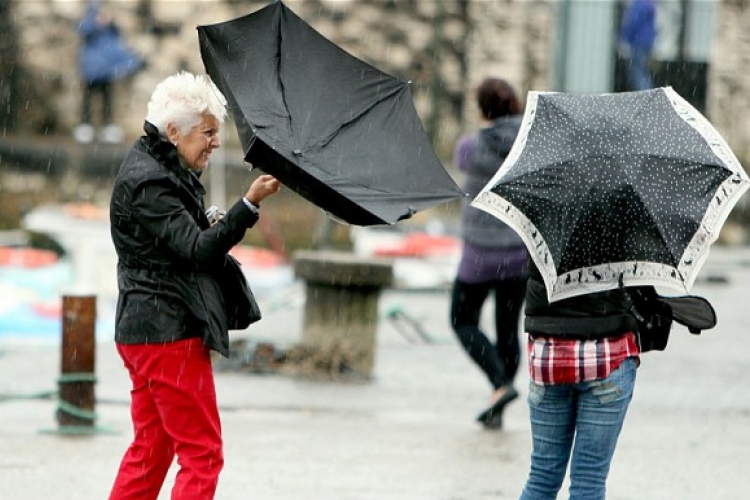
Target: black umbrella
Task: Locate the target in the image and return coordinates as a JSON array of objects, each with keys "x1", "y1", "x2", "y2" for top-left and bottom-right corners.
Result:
[
  {"x1": 472, "y1": 87, "x2": 750, "y2": 302},
  {"x1": 197, "y1": 1, "x2": 463, "y2": 226}
]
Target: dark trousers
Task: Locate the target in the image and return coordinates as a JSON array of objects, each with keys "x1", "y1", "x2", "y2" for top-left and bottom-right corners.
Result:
[
  {"x1": 450, "y1": 276, "x2": 526, "y2": 389},
  {"x1": 82, "y1": 79, "x2": 113, "y2": 125}
]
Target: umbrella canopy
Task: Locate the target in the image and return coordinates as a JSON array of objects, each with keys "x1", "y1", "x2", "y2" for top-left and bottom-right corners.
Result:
[
  {"x1": 197, "y1": 1, "x2": 464, "y2": 226},
  {"x1": 472, "y1": 87, "x2": 750, "y2": 302}
]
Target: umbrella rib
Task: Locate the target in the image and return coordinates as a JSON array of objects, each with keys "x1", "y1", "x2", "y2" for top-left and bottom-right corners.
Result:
[
  {"x1": 629, "y1": 89, "x2": 661, "y2": 125},
  {"x1": 276, "y1": 30, "x2": 295, "y2": 145}
]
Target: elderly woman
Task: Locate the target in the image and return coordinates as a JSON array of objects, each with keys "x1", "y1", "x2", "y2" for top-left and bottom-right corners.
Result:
[{"x1": 108, "y1": 71, "x2": 280, "y2": 500}]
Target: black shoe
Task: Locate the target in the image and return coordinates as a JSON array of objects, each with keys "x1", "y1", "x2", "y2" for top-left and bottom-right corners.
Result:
[
  {"x1": 476, "y1": 387, "x2": 519, "y2": 429},
  {"x1": 481, "y1": 411, "x2": 504, "y2": 429}
]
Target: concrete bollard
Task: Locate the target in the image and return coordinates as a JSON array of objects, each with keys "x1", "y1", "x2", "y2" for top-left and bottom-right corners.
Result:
[
  {"x1": 293, "y1": 250, "x2": 393, "y2": 378},
  {"x1": 57, "y1": 295, "x2": 97, "y2": 432}
]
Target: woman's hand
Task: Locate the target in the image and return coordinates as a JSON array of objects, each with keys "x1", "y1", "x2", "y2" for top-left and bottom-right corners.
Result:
[{"x1": 246, "y1": 174, "x2": 281, "y2": 205}]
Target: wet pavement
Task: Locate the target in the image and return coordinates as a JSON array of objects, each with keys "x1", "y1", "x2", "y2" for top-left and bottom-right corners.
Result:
[{"x1": 2, "y1": 247, "x2": 750, "y2": 500}]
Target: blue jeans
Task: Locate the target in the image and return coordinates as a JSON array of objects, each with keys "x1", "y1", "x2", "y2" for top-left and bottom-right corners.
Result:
[
  {"x1": 626, "y1": 47, "x2": 653, "y2": 91},
  {"x1": 519, "y1": 357, "x2": 637, "y2": 500}
]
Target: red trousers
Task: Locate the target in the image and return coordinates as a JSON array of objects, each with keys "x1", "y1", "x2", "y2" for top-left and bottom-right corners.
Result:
[{"x1": 109, "y1": 338, "x2": 223, "y2": 500}]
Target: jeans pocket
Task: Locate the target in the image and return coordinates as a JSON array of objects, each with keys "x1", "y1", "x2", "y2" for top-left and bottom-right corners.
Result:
[
  {"x1": 528, "y1": 380, "x2": 546, "y2": 406},
  {"x1": 590, "y1": 358, "x2": 636, "y2": 405},
  {"x1": 591, "y1": 381, "x2": 622, "y2": 405}
]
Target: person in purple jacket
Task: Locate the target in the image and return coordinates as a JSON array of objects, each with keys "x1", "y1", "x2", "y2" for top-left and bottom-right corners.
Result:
[
  {"x1": 450, "y1": 78, "x2": 529, "y2": 429},
  {"x1": 619, "y1": 0, "x2": 657, "y2": 91}
]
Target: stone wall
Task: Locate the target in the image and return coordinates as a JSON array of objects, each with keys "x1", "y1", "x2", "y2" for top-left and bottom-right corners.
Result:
[
  {"x1": 708, "y1": 0, "x2": 750, "y2": 225},
  {"x1": 708, "y1": 0, "x2": 750, "y2": 167},
  {"x1": 463, "y1": 0, "x2": 553, "y2": 131},
  {"x1": 8, "y1": 0, "x2": 747, "y2": 167},
  {"x1": 6, "y1": 0, "x2": 554, "y2": 163}
]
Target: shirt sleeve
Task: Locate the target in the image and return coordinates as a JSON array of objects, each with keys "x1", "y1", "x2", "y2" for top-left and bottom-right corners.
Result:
[{"x1": 242, "y1": 197, "x2": 259, "y2": 214}]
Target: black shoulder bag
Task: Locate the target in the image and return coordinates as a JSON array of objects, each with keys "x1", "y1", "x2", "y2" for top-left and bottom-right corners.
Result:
[
  {"x1": 626, "y1": 285, "x2": 717, "y2": 353},
  {"x1": 217, "y1": 254, "x2": 262, "y2": 330}
]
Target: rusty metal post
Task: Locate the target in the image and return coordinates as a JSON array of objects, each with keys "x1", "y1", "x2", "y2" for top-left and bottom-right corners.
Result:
[{"x1": 57, "y1": 295, "x2": 97, "y2": 431}]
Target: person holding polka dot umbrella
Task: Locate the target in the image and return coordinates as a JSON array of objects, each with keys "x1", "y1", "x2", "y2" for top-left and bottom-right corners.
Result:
[{"x1": 472, "y1": 86, "x2": 748, "y2": 500}]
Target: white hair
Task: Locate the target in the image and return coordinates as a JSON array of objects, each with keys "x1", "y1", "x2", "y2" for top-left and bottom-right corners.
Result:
[{"x1": 145, "y1": 71, "x2": 228, "y2": 137}]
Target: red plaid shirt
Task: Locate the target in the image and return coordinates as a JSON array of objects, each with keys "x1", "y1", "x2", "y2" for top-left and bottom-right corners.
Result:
[{"x1": 528, "y1": 332, "x2": 640, "y2": 385}]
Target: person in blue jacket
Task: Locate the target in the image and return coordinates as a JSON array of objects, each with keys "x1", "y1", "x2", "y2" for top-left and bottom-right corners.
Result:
[
  {"x1": 74, "y1": 2, "x2": 143, "y2": 144},
  {"x1": 619, "y1": 0, "x2": 657, "y2": 91}
]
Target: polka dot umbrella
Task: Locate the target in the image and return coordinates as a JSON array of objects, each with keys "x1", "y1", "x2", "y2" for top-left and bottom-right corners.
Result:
[{"x1": 472, "y1": 87, "x2": 750, "y2": 303}]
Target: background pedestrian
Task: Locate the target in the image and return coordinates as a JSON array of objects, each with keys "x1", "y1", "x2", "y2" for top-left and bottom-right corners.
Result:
[
  {"x1": 74, "y1": 1, "x2": 143, "y2": 144},
  {"x1": 450, "y1": 77, "x2": 529, "y2": 429},
  {"x1": 619, "y1": 0, "x2": 658, "y2": 91}
]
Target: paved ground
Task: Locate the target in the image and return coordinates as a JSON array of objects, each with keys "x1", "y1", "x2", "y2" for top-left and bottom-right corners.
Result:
[{"x1": 2, "y1": 247, "x2": 750, "y2": 500}]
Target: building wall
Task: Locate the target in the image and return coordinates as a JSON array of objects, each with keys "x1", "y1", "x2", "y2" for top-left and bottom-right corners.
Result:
[
  {"x1": 8, "y1": 0, "x2": 745, "y2": 167},
  {"x1": 6, "y1": 0, "x2": 554, "y2": 164},
  {"x1": 462, "y1": 0, "x2": 553, "y2": 132},
  {"x1": 709, "y1": 0, "x2": 750, "y2": 167}
]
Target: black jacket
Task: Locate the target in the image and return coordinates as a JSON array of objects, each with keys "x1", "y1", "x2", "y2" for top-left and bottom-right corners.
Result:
[
  {"x1": 109, "y1": 121, "x2": 259, "y2": 356},
  {"x1": 524, "y1": 264, "x2": 638, "y2": 340}
]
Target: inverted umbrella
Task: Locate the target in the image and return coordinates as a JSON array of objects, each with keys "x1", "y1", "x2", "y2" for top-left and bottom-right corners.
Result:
[
  {"x1": 197, "y1": 1, "x2": 463, "y2": 226},
  {"x1": 472, "y1": 87, "x2": 750, "y2": 302}
]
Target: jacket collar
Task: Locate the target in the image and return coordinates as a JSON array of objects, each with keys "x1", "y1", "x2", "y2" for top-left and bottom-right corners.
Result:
[
  {"x1": 143, "y1": 120, "x2": 180, "y2": 168},
  {"x1": 142, "y1": 120, "x2": 206, "y2": 198}
]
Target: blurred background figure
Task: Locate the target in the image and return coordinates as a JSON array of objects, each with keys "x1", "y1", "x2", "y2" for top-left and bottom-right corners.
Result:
[
  {"x1": 74, "y1": 1, "x2": 143, "y2": 144},
  {"x1": 450, "y1": 77, "x2": 529, "y2": 429},
  {"x1": 619, "y1": 0, "x2": 657, "y2": 91}
]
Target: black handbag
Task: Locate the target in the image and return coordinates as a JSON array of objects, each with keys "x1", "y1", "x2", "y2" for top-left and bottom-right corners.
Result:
[
  {"x1": 217, "y1": 254, "x2": 262, "y2": 330},
  {"x1": 627, "y1": 286, "x2": 716, "y2": 353}
]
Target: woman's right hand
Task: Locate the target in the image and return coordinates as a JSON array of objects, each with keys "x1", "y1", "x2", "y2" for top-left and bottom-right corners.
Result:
[{"x1": 245, "y1": 175, "x2": 281, "y2": 205}]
